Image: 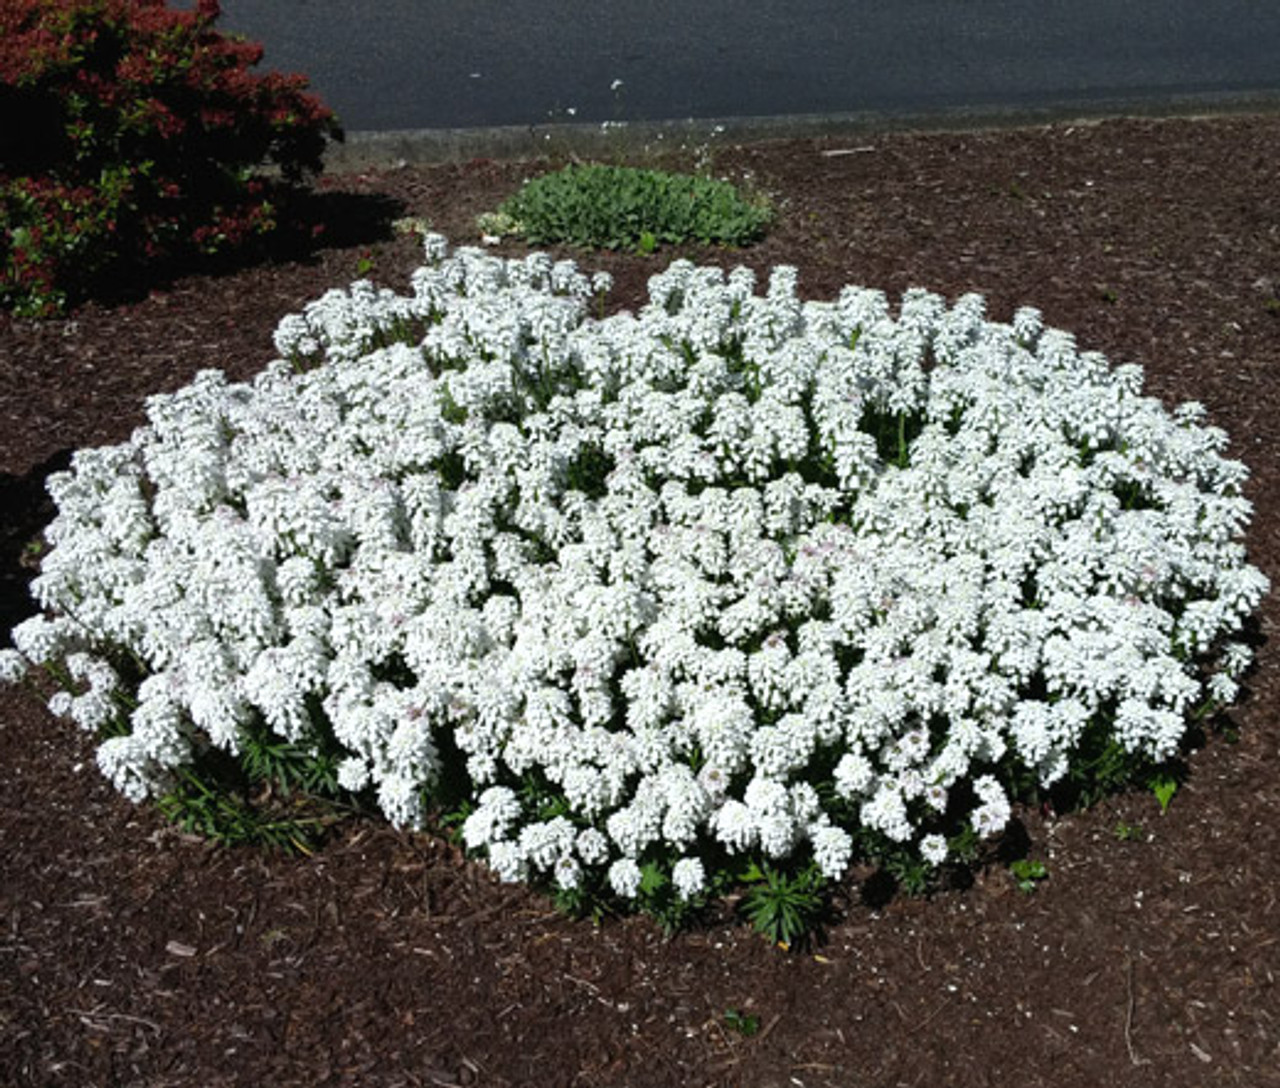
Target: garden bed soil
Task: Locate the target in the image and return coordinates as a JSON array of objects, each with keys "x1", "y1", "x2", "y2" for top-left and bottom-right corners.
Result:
[{"x1": 2, "y1": 114, "x2": 1279, "y2": 1088}]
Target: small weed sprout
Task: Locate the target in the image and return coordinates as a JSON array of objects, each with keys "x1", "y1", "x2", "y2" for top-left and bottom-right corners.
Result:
[
  {"x1": 1114, "y1": 821, "x2": 1145, "y2": 842},
  {"x1": 1149, "y1": 773, "x2": 1179, "y2": 814},
  {"x1": 1010, "y1": 859, "x2": 1049, "y2": 894},
  {"x1": 723, "y1": 1008, "x2": 761, "y2": 1037}
]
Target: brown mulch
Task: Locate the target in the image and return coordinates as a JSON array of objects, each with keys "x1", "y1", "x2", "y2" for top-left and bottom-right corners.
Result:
[{"x1": 2, "y1": 114, "x2": 1279, "y2": 1088}]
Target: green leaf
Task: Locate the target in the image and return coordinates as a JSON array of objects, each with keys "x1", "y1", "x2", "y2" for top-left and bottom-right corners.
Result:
[
  {"x1": 1009, "y1": 858, "x2": 1048, "y2": 893},
  {"x1": 1149, "y1": 773, "x2": 1178, "y2": 814},
  {"x1": 639, "y1": 861, "x2": 668, "y2": 896},
  {"x1": 724, "y1": 1008, "x2": 760, "y2": 1036}
]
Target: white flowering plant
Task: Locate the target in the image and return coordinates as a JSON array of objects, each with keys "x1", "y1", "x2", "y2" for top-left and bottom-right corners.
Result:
[{"x1": 3, "y1": 235, "x2": 1267, "y2": 942}]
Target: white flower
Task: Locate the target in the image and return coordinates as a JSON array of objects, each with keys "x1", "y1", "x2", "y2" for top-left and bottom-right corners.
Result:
[
  {"x1": 712, "y1": 798, "x2": 757, "y2": 853},
  {"x1": 810, "y1": 822, "x2": 853, "y2": 879},
  {"x1": 553, "y1": 854, "x2": 582, "y2": 890},
  {"x1": 576, "y1": 826, "x2": 610, "y2": 865},
  {"x1": 697, "y1": 763, "x2": 731, "y2": 800},
  {"x1": 0, "y1": 648, "x2": 28, "y2": 685},
  {"x1": 608, "y1": 857, "x2": 643, "y2": 899},
  {"x1": 1220, "y1": 641, "x2": 1254, "y2": 678},
  {"x1": 971, "y1": 775, "x2": 1010, "y2": 838},
  {"x1": 11, "y1": 615, "x2": 82, "y2": 664},
  {"x1": 920, "y1": 833, "x2": 949, "y2": 866},
  {"x1": 518, "y1": 816, "x2": 577, "y2": 871},
  {"x1": 487, "y1": 840, "x2": 526, "y2": 883},
  {"x1": 18, "y1": 235, "x2": 1267, "y2": 906},
  {"x1": 862, "y1": 782, "x2": 913, "y2": 843},
  {"x1": 96, "y1": 735, "x2": 157, "y2": 803},
  {"x1": 460, "y1": 786, "x2": 520, "y2": 848},
  {"x1": 337, "y1": 756, "x2": 371, "y2": 792},
  {"x1": 69, "y1": 689, "x2": 116, "y2": 732},
  {"x1": 834, "y1": 751, "x2": 875, "y2": 799},
  {"x1": 377, "y1": 773, "x2": 424, "y2": 829},
  {"x1": 1206, "y1": 672, "x2": 1238, "y2": 704},
  {"x1": 671, "y1": 857, "x2": 706, "y2": 900}
]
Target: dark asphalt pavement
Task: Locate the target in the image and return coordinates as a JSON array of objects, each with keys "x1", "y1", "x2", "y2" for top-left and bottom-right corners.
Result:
[{"x1": 215, "y1": 1, "x2": 1280, "y2": 155}]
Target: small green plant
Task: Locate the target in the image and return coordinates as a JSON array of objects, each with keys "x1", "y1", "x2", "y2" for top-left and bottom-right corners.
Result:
[
  {"x1": 154, "y1": 714, "x2": 350, "y2": 853},
  {"x1": 1054, "y1": 724, "x2": 1172, "y2": 812},
  {"x1": 391, "y1": 215, "x2": 433, "y2": 239},
  {"x1": 947, "y1": 825, "x2": 982, "y2": 866},
  {"x1": 480, "y1": 163, "x2": 771, "y2": 251},
  {"x1": 739, "y1": 860, "x2": 826, "y2": 948},
  {"x1": 631, "y1": 859, "x2": 707, "y2": 936},
  {"x1": 1009, "y1": 858, "x2": 1048, "y2": 894},
  {"x1": 882, "y1": 847, "x2": 933, "y2": 896},
  {"x1": 1149, "y1": 772, "x2": 1179, "y2": 814},
  {"x1": 20, "y1": 536, "x2": 46, "y2": 567},
  {"x1": 723, "y1": 1008, "x2": 760, "y2": 1037},
  {"x1": 157, "y1": 767, "x2": 343, "y2": 854},
  {"x1": 355, "y1": 249, "x2": 376, "y2": 276},
  {"x1": 476, "y1": 209, "x2": 522, "y2": 241},
  {"x1": 1114, "y1": 821, "x2": 1145, "y2": 842}
]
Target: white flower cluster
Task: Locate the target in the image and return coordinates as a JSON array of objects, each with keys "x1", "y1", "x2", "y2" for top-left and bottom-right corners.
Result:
[{"x1": 6, "y1": 236, "x2": 1267, "y2": 896}]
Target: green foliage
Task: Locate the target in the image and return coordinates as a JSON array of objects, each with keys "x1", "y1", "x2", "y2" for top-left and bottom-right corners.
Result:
[
  {"x1": 723, "y1": 1008, "x2": 760, "y2": 1037},
  {"x1": 237, "y1": 718, "x2": 341, "y2": 797},
  {"x1": 0, "y1": 0, "x2": 341, "y2": 315},
  {"x1": 738, "y1": 859, "x2": 827, "y2": 948},
  {"x1": 1148, "y1": 771, "x2": 1179, "y2": 814},
  {"x1": 157, "y1": 768, "x2": 342, "y2": 853},
  {"x1": 550, "y1": 882, "x2": 613, "y2": 926},
  {"x1": 154, "y1": 710, "x2": 351, "y2": 853},
  {"x1": 1052, "y1": 715, "x2": 1165, "y2": 812},
  {"x1": 632, "y1": 859, "x2": 706, "y2": 936},
  {"x1": 483, "y1": 163, "x2": 772, "y2": 251},
  {"x1": 1114, "y1": 820, "x2": 1145, "y2": 842},
  {"x1": 1009, "y1": 858, "x2": 1048, "y2": 893},
  {"x1": 883, "y1": 849, "x2": 932, "y2": 897},
  {"x1": 947, "y1": 824, "x2": 982, "y2": 866}
]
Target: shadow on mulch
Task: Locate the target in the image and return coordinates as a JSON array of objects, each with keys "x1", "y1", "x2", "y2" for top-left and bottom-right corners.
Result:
[
  {"x1": 79, "y1": 188, "x2": 408, "y2": 312},
  {"x1": 0, "y1": 449, "x2": 70, "y2": 639}
]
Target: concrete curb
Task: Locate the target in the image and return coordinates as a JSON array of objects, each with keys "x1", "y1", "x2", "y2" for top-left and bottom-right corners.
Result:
[{"x1": 322, "y1": 89, "x2": 1280, "y2": 171}]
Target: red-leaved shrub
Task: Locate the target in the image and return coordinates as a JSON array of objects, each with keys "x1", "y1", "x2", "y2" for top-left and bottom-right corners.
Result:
[{"x1": 0, "y1": 0, "x2": 342, "y2": 315}]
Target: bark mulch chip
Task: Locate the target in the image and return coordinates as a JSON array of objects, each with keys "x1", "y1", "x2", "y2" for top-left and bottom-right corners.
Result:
[{"x1": 2, "y1": 115, "x2": 1278, "y2": 1087}]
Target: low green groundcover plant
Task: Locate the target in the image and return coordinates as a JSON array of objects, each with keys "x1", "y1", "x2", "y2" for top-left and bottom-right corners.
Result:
[
  {"x1": 478, "y1": 162, "x2": 772, "y2": 251},
  {"x1": 3, "y1": 238, "x2": 1267, "y2": 943},
  {"x1": 0, "y1": 0, "x2": 341, "y2": 316}
]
